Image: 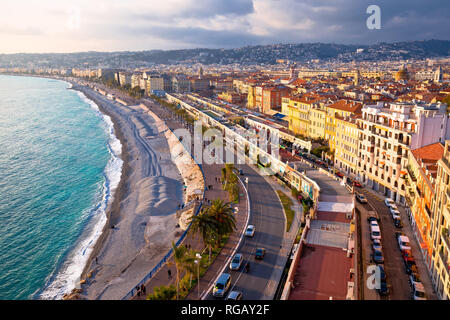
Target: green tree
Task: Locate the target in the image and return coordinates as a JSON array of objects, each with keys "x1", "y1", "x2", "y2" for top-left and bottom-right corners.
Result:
[
  {"x1": 188, "y1": 210, "x2": 217, "y2": 262},
  {"x1": 146, "y1": 285, "x2": 176, "y2": 300},
  {"x1": 170, "y1": 242, "x2": 187, "y2": 300},
  {"x1": 207, "y1": 199, "x2": 236, "y2": 247}
]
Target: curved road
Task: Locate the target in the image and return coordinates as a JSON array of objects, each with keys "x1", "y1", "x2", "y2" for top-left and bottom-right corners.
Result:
[{"x1": 206, "y1": 163, "x2": 286, "y2": 300}]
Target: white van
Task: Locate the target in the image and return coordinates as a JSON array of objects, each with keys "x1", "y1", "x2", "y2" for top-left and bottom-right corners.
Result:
[
  {"x1": 371, "y1": 225, "x2": 382, "y2": 241},
  {"x1": 411, "y1": 282, "x2": 427, "y2": 300},
  {"x1": 212, "y1": 273, "x2": 231, "y2": 298}
]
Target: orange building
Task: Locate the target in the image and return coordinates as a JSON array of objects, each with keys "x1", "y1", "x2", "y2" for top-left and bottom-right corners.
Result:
[
  {"x1": 406, "y1": 142, "x2": 444, "y2": 267},
  {"x1": 260, "y1": 85, "x2": 291, "y2": 114}
]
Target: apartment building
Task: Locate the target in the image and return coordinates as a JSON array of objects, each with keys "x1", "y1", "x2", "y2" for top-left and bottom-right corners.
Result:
[
  {"x1": 334, "y1": 115, "x2": 360, "y2": 178},
  {"x1": 308, "y1": 105, "x2": 327, "y2": 139},
  {"x1": 405, "y1": 143, "x2": 444, "y2": 268},
  {"x1": 286, "y1": 96, "x2": 323, "y2": 137},
  {"x1": 429, "y1": 140, "x2": 450, "y2": 300},
  {"x1": 145, "y1": 76, "x2": 164, "y2": 95},
  {"x1": 357, "y1": 102, "x2": 450, "y2": 204},
  {"x1": 325, "y1": 100, "x2": 362, "y2": 152}
]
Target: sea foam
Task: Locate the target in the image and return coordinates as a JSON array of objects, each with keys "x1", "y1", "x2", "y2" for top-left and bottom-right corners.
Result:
[{"x1": 37, "y1": 89, "x2": 123, "y2": 300}]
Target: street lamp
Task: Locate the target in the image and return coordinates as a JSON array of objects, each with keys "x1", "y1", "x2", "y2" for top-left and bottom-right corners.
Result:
[{"x1": 195, "y1": 253, "x2": 202, "y2": 299}]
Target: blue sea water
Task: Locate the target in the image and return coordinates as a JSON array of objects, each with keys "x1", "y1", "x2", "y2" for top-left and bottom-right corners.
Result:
[{"x1": 0, "y1": 75, "x2": 123, "y2": 299}]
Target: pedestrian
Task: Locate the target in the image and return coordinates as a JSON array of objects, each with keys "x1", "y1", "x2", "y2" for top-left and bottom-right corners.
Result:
[
  {"x1": 141, "y1": 284, "x2": 146, "y2": 294},
  {"x1": 95, "y1": 257, "x2": 98, "y2": 264},
  {"x1": 168, "y1": 269, "x2": 172, "y2": 279}
]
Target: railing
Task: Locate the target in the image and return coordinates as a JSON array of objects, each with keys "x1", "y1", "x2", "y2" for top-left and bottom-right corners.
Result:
[{"x1": 121, "y1": 112, "x2": 207, "y2": 300}]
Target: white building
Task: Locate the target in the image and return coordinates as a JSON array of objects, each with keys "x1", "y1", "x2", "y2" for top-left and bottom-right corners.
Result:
[{"x1": 357, "y1": 101, "x2": 450, "y2": 204}]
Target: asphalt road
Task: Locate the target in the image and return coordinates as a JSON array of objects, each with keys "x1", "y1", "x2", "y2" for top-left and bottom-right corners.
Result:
[
  {"x1": 359, "y1": 189, "x2": 425, "y2": 300},
  {"x1": 204, "y1": 165, "x2": 286, "y2": 300},
  {"x1": 139, "y1": 96, "x2": 287, "y2": 300}
]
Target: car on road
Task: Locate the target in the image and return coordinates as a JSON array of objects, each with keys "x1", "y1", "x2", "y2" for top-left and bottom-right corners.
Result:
[
  {"x1": 367, "y1": 211, "x2": 380, "y2": 222},
  {"x1": 378, "y1": 280, "x2": 389, "y2": 297},
  {"x1": 372, "y1": 249, "x2": 385, "y2": 264},
  {"x1": 397, "y1": 235, "x2": 411, "y2": 251},
  {"x1": 390, "y1": 203, "x2": 398, "y2": 211},
  {"x1": 356, "y1": 193, "x2": 368, "y2": 204},
  {"x1": 394, "y1": 217, "x2": 403, "y2": 229},
  {"x1": 226, "y1": 291, "x2": 243, "y2": 300},
  {"x1": 255, "y1": 248, "x2": 266, "y2": 260},
  {"x1": 370, "y1": 220, "x2": 379, "y2": 228},
  {"x1": 390, "y1": 208, "x2": 401, "y2": 220},
  {"x1": 411, "y1": 282, "x2": 427, "y2": 300},
  {"x1": 409, "y1": 272, "x2": 422, "y2": 287},
  {"x1": 336, "y1": 171, "x2": 344, "y2": 178},
  {"x1": 212, "y1": 273, "x2": 231, "y2": 298},
  {"x1": 353, "y1": 181, "x2": 362, "y2": 188},
  {"x1": 372, "y1": 239, "x2": 382, "y2": 251},
  {"x1": 370, "y1": 225, "x2": 382, "y2": 241},
  {"x1": 404, "y1": 259, "x2": 417, "y2": 275},
  {"x1": 229, "y1": 253, "x2": 243, "y2": 270},
  {"x1": 238, "y1": 169, "x2": 244, "y2": 175},
  {"x1": 384, "y1": 198, "x2": 395, "y2": 207},
  {"x1": 245, "y1": 225, "x2": 255, "y2": 237}
]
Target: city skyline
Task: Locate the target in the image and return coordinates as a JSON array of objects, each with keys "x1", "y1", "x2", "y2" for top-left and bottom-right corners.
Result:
[{"x1": 1, "y1": 0, "x2": 450, "y2": 54}]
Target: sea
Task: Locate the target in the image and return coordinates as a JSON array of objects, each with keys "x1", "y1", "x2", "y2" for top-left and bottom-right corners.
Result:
[{"x1": 0, "y1": 75, "x2": 123, "y2": 299}]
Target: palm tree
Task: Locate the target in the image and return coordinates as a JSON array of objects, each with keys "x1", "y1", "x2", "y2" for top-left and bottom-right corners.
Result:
[
  {"x1": 182, "y1": 249, "x2": 198, "y2": 288},
  {"x1": 207, "y1": 199, "x2": 236, "y2": 247},
  {"x1": 171, "y1": 241, "x2": 187, "y2": 300},
  {"x1": 188, "y1": 210, "x2": 217, "y2": 262}
]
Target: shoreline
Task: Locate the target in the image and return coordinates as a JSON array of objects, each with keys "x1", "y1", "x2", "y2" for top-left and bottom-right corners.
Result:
[
  {"x1": 70, "y1": 84, "x2": 131, "y2": 285},
  {"x1": 2, "y1": 74, "x2": 204, "y2": 300}
]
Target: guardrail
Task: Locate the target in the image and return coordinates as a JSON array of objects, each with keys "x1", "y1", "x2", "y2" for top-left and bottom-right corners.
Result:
[{"x1": 121, "y1": 107, "x2": 207, "y2": 300}]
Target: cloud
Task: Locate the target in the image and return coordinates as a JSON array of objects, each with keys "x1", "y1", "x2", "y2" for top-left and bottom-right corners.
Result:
[{"x1": 0, "y1": 0, "x2": 448, "y2": 53}]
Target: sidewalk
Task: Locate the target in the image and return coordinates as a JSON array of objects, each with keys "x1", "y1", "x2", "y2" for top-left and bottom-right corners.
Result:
[{"x1": 132, "y1": 163, "x2": 248, "y2": 300}]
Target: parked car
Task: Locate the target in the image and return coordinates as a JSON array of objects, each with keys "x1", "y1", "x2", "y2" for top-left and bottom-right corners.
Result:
[
  {"x1": 411, "y1": 282, "x2": 427, "y2": 300},
  {"x1": 370, "y1": 220, "x2": 379, "y2": 228},
  {"x1": 402, "y1": 249, "x2": 414, "y2": 263},
  {"x1": 336, "y1": 171, "x2": 344, "y2": 178},
  {"x1": 255, "y1": 248, "x2": 266, "y2": 260},
  {"x1": 404, "y1": 259, "x2": 417, "y2": 275},
  {"x1": 390, "y1": 208, "x2": 401, "y2": 220},
  {"x1": 226, "y1": 291, "x2": 243, "y2": 300},
  {"x1": 356, "y1": 193, "x2": 368, "y2": 204},
  {"x1": 394, "y1": 217, "x2": 403, "y2": 229},
  {"x1": 229, "y1": 253, "x2": 243, "y2": 270},
  {"x1": 372, "y1": 249, "x2": 385, "y2": 264},
  {"x1": 384, "y1": 198, "x2": 395, "y2": 207},
  {"x1": 390, "y1": 203, "x2": 398, "y2": 211},
  {"x1": 397, "y1": 235, "x2": 411, "y2": 251},
  {"x1": 370, "y1": 225, "x2": 382, "y2": 241},
  {"x1": 238, "y1": 169, "x2": 244, "y2": 175},
  {"x1": 245, "y1": 225, "x2": 255, "y2": 237},
  {"x1": 353, "y1": 181, "x2": 362, "y2": 188},
  {"x1": 373, "y1": 239, "x2": 382, "y2": 251},
  {"x1": 378, "y1": 280, "x2": 389, "y2": 296},
  {"x1": 409, "y1": 272, "x2": 422, "y2": 287},
  {"x1": 367, "y1": 211, "x2": 380, "y2": 222}
]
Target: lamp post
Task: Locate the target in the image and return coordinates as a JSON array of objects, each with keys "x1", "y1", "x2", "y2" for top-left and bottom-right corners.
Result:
[{"x1": 195, "y1": 253, "x2": 202, "y2": 299}]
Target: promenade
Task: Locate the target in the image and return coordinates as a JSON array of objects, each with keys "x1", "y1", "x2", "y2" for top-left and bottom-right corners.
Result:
[{"x1": 130, "y1": 100, "x2": 249, "y2": 300}]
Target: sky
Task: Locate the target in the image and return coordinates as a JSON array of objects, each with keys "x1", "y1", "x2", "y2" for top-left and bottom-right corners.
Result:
[{"x1": 0, "y1": 0, "x2": 449, "y2": 54}]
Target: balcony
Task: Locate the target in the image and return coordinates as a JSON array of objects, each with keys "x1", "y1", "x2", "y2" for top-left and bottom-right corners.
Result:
[
  {"x1": 439, "y1": 246, "x2": 450, "y2": 276},
  {"x1": 407, "y1": 165, "x2": 417, "y2": 182}
]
